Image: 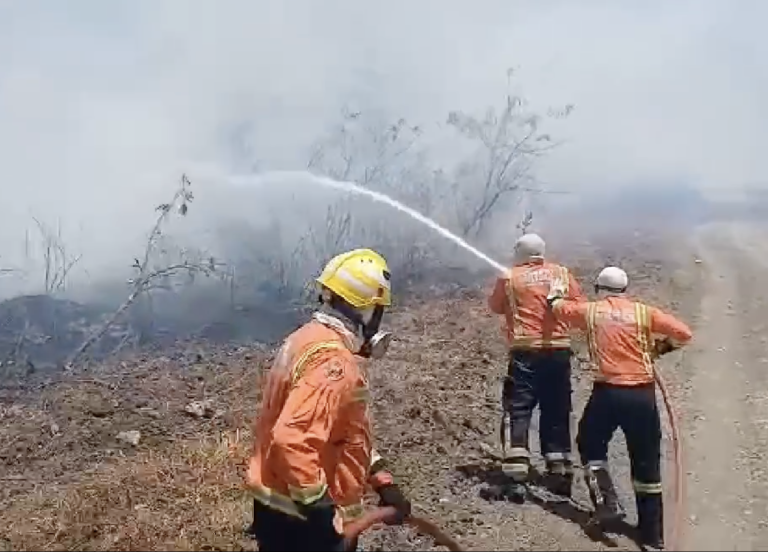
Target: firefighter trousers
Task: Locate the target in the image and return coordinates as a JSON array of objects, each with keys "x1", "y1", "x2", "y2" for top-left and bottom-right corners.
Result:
[
  {"x1": 502, "y1": 348, "x2": 573, "y2": 476},
  {"x1": 577, "y1": 382, "x2": 664, "y2": 544},
  {"x1": 251, "y1": 500, "x2": 349, "y2": 552}
]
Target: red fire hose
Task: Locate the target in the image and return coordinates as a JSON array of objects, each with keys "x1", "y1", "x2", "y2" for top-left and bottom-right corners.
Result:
[
  {"x1": 342, "y1": 506, "x2": 465, "y2": 551},
  {"x1": 341, "y1": 370, "x2": 684, "y2": 552},
  {"x1": 655, "y1": 369, "x2": 686, "y2": 552}
]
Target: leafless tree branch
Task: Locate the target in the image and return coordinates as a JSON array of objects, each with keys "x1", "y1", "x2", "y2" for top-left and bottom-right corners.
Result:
[
  {"x1": 447, "y1": 70, "x2": 573, "y2": 239},
  {"x1": 29, "y1": 217, "x2": 82, "y2": 294},
  {"x1": 67, "y1": 175, "x2": 222, "y2": 367}
]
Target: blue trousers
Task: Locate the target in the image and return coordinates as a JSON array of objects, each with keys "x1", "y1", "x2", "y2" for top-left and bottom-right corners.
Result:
[{"x1": 502, "y1": 348, "x2": 573, "y2": 459}]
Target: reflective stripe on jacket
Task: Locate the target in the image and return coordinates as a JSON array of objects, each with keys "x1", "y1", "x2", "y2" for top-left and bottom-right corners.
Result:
[
  {"x1": 488, "y1": 260, "x2": 585, "y2": 350},
  {"x1": 246, "y1": 313, "x2": 382, "y2": 521},
  {"x1": 552, "y1": 296, "x2": 693, "y2": 386}
]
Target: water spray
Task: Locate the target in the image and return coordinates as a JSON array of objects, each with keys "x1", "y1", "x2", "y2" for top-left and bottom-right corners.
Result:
[
  {"x1": 212, "y1": 169, "x2": 684, "y2": 549},
  {"x1": 224, "y1": 170, "x2": 509, "y2": 274}
]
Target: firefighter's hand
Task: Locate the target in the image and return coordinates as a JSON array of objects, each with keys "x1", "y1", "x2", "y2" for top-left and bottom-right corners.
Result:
[
  {"x1": 653, "y1": 338, "x2": 676, "y2": 358},
  {"x1": 547, "y1": 277, "x2": 567, "y2": 305},
  {"x1": 299, "y1": 491, "x2": 342, "y2": 539},
  {"x1": 376, "y1": 483, "x2": 412, "y2": 525}
]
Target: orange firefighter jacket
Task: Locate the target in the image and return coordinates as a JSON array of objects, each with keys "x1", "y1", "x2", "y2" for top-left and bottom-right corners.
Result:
[
  {"x1": 488, "y1": 260, "x2": 585, "y2": 350},
  {"x1": 246, "y1": 312, "x2": 390, "y2": 522},
  {"x1": 551, "y1": 295, "x2": 693, "y2": 386}
]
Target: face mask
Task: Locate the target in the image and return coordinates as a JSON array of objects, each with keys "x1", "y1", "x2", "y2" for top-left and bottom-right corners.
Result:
[
  {"x1": 358, "y1": 331, "x2": 393, "y2": 359},
  {"x1": 358, "y1": 305, "x2": 392, "y2": 359}
]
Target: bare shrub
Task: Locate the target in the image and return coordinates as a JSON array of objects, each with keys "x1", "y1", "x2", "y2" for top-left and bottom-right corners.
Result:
[
  {"x1": 67, "y1": 176, "x2": 223, "y2": 367},
  {"x1": 446, "y1": 69, "x2": 573, "y2": 240},
  {"x1": 274, "y1": 74, "x2": 570, "y2": 294},
  {"x1": 28, "y1": 218, "x2": 82, "y2": 295}
]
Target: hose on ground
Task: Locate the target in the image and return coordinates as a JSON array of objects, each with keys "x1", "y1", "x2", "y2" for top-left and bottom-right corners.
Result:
[
  {"x1": 342, "y1": 360, "x2": 683, "y2": 552},
  {"x1": 655, "y1": 368, "x2": 686, "y2": 552},
  {"x1": 343, "y1": 506, "x2": 465, "y2": 551}
]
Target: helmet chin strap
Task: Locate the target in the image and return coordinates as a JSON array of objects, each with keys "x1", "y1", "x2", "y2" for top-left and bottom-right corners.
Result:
[
  {"x1": 361, "y1": 306, "x2": 383, "y2": 341},
  {"x1": 358, "y1": 305, "x2": 388, "y2": 359}
]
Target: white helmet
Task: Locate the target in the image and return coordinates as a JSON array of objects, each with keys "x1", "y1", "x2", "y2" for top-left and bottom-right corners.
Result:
[
  {"x1": 595, "y1": 266, "x2": 629, "y2": 292},
  {"x1": 514, "y1": 233, "x2": 546, "y2": 262}
]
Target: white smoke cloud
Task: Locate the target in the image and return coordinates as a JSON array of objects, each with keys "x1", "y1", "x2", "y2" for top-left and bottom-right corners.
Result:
[{"x1": 0, "y1": 0, "x2": 765, "y2": 295}]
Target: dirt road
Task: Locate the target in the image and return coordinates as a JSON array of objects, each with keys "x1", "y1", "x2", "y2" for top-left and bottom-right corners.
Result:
[{"x1": 683, "y1": 222, "x2": 768, "y2": 551}]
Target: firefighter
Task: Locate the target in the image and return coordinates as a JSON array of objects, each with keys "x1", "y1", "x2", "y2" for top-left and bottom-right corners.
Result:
[
  {"x1": 487, "y1": 233, "x2": 585, "y2": 499},
  {"x1": 245, "y1": 248, "x2": 412, "y2": 552},
  {"x1": 547, "y1": 266, "x2": 693, "y2": 550}
]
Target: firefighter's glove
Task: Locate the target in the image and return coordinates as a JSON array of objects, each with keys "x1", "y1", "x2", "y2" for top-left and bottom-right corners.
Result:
[
  {"x1": 546, "y1": 277, "x2": 567, "y2": 306},
  {"x1": 376, "y1": 483, "x2": 412, "y2": 525},
  {"x1": 298, "y1": 490, "x2": 342, "y2": 541},
  {"x1": 653, "y1": 338, "x2": 676, "y2": 358}
]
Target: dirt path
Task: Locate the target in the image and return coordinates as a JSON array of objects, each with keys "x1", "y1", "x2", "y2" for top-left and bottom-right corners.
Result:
[{"x1": 683, "y1": 222, "x2": 768, "y2": 551}]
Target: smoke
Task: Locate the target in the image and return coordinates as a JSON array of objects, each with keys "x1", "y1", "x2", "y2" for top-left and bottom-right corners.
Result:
[{"x1": 1, "y1": 1, "x2": 766, "y2": 299}]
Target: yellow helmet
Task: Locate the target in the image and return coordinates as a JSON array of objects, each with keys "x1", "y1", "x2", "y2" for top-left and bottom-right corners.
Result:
[{"x1": 316, "y1": 248, "x2": 392, "y2": 309}]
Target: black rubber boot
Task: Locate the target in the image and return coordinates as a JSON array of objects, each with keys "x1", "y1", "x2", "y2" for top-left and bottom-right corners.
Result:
[
  {"x1": 244, "y1": 499, "x2": 258, "y2": 538},
  {"x1": 585, "y1": 466, "x2": 625, "y2": 525},
  {"x1": 636, "y1": 493, "x2": 664, "y2": 550},
  {"x1": 544, "y1": 459, "x2": 574, "y2": 498},
  {"x1": 504, "y1": 482, "x2": 528, "y2": 503},
  {"x1": 501, "y1": 455, "x2": 530, "y2": 503}
]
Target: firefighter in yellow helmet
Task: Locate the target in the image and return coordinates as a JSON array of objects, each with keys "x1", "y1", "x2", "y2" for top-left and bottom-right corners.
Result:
[{"x1": 246, "y1": 249, "x2": 411, "y2": 552}]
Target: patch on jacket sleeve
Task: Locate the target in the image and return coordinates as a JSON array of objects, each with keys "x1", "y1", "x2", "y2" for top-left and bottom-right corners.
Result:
[{"x1": 324, "y1": 360, "x2": 345, "y2": 381}]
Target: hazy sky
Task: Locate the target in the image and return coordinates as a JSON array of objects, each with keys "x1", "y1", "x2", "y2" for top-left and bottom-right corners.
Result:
[{"x1": 0, "y1": 1, "x2": 766, "y2": 290}]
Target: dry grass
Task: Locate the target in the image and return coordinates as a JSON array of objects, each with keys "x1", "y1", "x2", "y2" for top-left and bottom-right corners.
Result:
[
  {"x1": 2, "y1": 431, "x2": 252, "y2": 551},
  {"x1": 0, "y1": 346, "x2": 269, "y2": 552},
  {"x1": 0, "y1": 232, "x2": 701, "y2": 552}
]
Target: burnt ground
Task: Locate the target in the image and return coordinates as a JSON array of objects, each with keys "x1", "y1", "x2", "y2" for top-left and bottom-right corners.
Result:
[{"x1": 0, "y1": 233, "x2": 706, "y2": 552}]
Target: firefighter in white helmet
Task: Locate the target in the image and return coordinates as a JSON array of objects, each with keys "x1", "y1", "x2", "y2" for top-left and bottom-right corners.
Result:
[
  {"x1": 246, "y1": 249, "x2": 411, "y2": 551},
  {"x1": 488, "y1": 233, "x2": 586, "y2": 500},
  {"x1": 547, "y1": 266, "x2": 693, "y2": 549}
]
